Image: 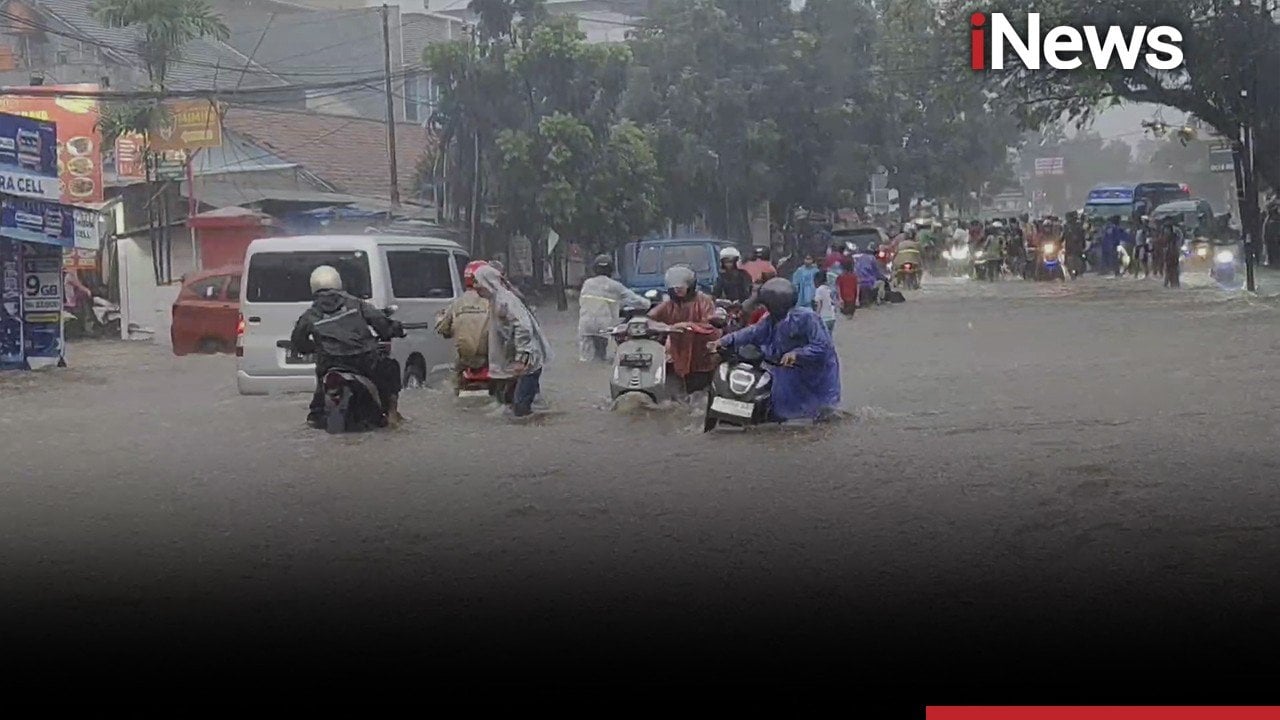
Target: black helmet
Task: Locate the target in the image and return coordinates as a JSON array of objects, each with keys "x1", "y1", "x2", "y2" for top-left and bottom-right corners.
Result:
[
  {"x1": 751, "y1": 246, "x2": 771, "y2": 261},
  {"x1": 756, "y1": 277, "x2": 796, "y2": 320},
  {"x1": 592, "y1": 253, "x2": 614, "y2": 276}
]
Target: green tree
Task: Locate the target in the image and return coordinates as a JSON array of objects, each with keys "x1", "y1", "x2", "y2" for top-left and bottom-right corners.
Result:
[{"x1": 91, "y1": 0, "x2": 229, "y2": 90}]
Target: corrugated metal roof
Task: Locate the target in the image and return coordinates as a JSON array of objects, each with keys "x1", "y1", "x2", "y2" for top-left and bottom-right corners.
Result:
[{"x1": 28, "y1": 0, "x2": 287, "y2": 89}]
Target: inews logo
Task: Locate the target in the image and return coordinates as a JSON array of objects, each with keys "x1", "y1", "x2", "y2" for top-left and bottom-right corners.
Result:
[{"x1": 969, "y1": 12, "x2": 1184, "y2": 71}]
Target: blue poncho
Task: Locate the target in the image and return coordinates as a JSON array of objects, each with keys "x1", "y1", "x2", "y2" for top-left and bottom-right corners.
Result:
[
  {"x1": 791, "y1": 265, "x2": 819, "y2": 308},
  {"x1": 719, "y1": 307, "x2": 841, "y2": 421}
]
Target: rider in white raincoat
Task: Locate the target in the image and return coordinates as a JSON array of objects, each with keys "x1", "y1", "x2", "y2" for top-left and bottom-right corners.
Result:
[{"x1": 578, "y1": 254, "x2": 651, "y2": 362}]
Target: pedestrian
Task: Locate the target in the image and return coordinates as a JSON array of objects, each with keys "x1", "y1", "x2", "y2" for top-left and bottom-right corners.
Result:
[
  {"x1": 813, "y1": 267, "x2": 837, "y2": 337},
  {"x1": 1161, "y1": 220, "x2": 1182, "y2": 288},
  {"x1": 1264, "y1": 200, "x2": 1280, "y2": 269},
  {"x1": 471, "y1": 264, "x2": 551, "y2": 418},
  {"x1": 648, "y1": 266, "x2": 723, "y2": 394},
  {"x1": 436, "y1": 260, "x2": 491, "y2": 388},
  {"x1": 834, "y1": 262, "x2": 859, "y2": 317},
  {"x1": 791, "y1": 254, "x2": 819, "y2": 310},
  {"x1": 1101, "y1": 215, "x2": 1127, "y2": 277}
]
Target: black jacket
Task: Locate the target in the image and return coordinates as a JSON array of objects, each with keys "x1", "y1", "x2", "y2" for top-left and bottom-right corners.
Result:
[
  {"x1": 291, "y1": 289, "x2": 393, "y2": 358},
  {"x1": 712, "y1": 267, "x2": 754, "y2": 303}
]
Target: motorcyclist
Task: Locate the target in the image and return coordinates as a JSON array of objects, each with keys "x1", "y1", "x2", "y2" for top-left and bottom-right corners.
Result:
[
  {"x1": 1161, "y1": 218, "x2": 1184, "y2": 288},
  {"x1": 851, "y1": 244, "x2": 890, "y2": 305},
  {"x1": 647, "y1": 265, "x2": 723, "y2": 393},
  {"x1": 1101, "y1": 215, "x2": 1128, "y2": 277},
  {"x1": 711, "y1": 246, "x2": 753, "y2": 303},
  {"x1": 1132, "y1": 215, "x2": 1153, "y2": 278},
  {"x1": 741, "y1": 246, "x2": 778, "y2": 285},
  {"x1": 708, "y1": 278, "x2": 840, "y2": 422},
  {"x1": 893, "y1": 234, "x2": 923, "y2": 285},
  {"x1": 292, "y1": 265, "x2": 404, "y2": 429},
  {"x1": 577, "y1": 254, "x2": 651, "y2": 362},
  {"x1": 436, "y1": 260, "x2": 491, "y2": 385},
  {"x1": 1063, "y1": 212, "x2": 1087, "y2": 278}
]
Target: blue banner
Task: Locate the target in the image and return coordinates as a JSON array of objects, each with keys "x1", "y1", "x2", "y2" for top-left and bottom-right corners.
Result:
[
  {"x1": 20, "y1": 241, "x2": 63, "y2": 366},
  {"x1": 0, "y1": 112, "x2": 60, "y2": 201},
  {"x1": 0, "y1": 238, "x2": 22, "y2": 369},
  {"x1": 1, "y1": 197, "x2": 74, "y2": 247}
]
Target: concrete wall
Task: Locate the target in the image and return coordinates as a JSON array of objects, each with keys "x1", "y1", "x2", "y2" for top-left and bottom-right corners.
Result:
[{"x1": 116, "y1": 233, "x2": 198, "y2": 348}]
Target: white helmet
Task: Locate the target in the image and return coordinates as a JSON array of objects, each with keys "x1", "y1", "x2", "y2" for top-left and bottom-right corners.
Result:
[
  {"x1": 309, "y1": 265, "x2": 342, "y2": 294},
  {"x1": 719, "y1": 246, "x2": 741, "y2": 262}
]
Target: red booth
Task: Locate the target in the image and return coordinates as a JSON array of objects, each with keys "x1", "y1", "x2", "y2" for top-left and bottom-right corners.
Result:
[{"x1": 188, "y1": 207, "x2": 277, "y2": 270}]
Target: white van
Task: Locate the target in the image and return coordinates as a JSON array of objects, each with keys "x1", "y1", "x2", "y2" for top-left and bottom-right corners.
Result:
[{"x1": 236, "y1": 234, "x2": 468, "y2": 395}]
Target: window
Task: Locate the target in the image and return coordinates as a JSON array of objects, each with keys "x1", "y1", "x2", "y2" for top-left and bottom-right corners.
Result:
[
  {"x1": 224, "y1": 275, "x2": 241, "y2": 301},
  {"x1": 246, "y1": 251, "x2": 372, "y2": 303},
  {"x1": 187, "y1": 276, "x2": 224, "y2": 300},
  {"x1": 453, "y1": 252, "x2": 469, "y2": 283},
  {"x1": 386, "y1": 249, "x2": 454, "y2": 299},
  {"x1": 404, "y1": 72, "x2": 439, "y2": 124},
  {"x1": 662, "y1": 245, "x2": 712, "y2": 273}
]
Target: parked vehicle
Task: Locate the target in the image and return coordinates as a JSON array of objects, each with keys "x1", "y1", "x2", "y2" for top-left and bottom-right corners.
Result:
[
  {"x1": 236, "y1": 235, "x2": 465, "y2": 395},
  {"x1": 615, "y1": 238, "x2": 734, "y2": 296},
  {"x1": 65, "y1": 295, "x2": 122, "y2": 340},
  {"x1": 703, "y1": 344, "x2": 774, "y2": 432},
  {"x1": 171, "y1": 266, "x2": 242, "y2": 355}
]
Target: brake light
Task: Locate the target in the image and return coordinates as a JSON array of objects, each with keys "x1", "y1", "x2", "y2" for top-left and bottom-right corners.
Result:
[{"x1": 235, "y1": 313, "x2": 245, "y2": 357}]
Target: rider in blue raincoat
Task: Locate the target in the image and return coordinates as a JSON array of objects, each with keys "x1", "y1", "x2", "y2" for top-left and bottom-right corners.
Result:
[{"x1": 710, "y1": 278, "x2": 841, "y2": 421}]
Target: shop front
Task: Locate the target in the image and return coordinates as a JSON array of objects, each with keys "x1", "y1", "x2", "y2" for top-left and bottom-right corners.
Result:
[{"x1": 0, "y1": 111, "x2": 91, "y2": 371}]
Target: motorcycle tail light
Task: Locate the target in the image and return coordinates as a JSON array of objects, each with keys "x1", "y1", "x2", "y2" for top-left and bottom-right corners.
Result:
[{"x1": 235, "y1": 313, "x2": 245, "y2": 357}]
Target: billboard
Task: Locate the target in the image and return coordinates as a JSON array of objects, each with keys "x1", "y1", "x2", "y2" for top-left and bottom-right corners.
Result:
[
  {"x1": 0, "y1": 111, "x2": 59, "y2": 201},
  {"x1": 1034, "y1": 157, "x2": 1065, "y2": 176},
  {"x1": 0, "y1": 85, "x2": 104, "y2": 204},
  {"x1": 149, "y1": 99, "x2": 223, "y2": 152}
]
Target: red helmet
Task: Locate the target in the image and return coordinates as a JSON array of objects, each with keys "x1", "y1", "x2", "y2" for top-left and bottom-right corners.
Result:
[{"x1": 463, "y1": 260, "x2": 488, "y2": 289}]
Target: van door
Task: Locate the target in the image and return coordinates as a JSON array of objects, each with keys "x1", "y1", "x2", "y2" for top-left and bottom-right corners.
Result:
[
  {"x1": 380, "y1": 245, "x2": 459, "y2": 381},
  {"x1": 240, "y1": 249, "x2": 374, "y2": 378}
]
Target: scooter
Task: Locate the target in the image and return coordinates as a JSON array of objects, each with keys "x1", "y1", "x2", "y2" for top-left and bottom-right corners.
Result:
[
  {"x1": 972, "y1": 247, "x2": 1001, "y2": 282},
  {"x1": 606, "y1": 302, "x2": 683, "y2": 405},
  {"x1": 894, "y1": 260, "x2": 922, "y2": 290},
  {"x1": 1033, "y1": 240, "x2": 1066, "y2": 281},
  {"x1": 62, "y1": 296, "x2": 122, "y2": 339},
  {"x1": 316, "y1": 308, "x2": 405, "y2": 434},
  {"x1": 714, "y1": 298, "x2": 746, "y2": 334},
  {"x1": 456, "y1": 365, "x2": 495, "y2": 400},
  {"x1": 704, "y1": 344, "x2": 774, "y2": 432},
  {"x1": 1209, "y1": 244, "x2": 1238, "y2": 285},
  {"x1": 941, "y1": 243, "x2": 971, "y2": 277}
]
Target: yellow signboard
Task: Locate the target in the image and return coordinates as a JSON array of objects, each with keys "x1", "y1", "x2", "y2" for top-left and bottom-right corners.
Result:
[{"x1": 149, "y1": 100, "x2": 223, "y2": 152}]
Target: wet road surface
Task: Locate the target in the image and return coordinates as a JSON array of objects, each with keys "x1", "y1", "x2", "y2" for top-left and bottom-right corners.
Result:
[{"x1": 3, "y1": 271, "x2": 1279, "y2": 684}]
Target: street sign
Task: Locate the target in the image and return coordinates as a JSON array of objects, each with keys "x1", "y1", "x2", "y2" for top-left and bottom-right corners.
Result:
[
  {"x1": 1203, "y1": 146, "x2": 1233, "y2": 174},
  {"x1": 149, "y1": 100, "x2": 223, "y2": 152},
  {"x1": 1034, "y1": 157, "x2": 1065, "y2": 176}
]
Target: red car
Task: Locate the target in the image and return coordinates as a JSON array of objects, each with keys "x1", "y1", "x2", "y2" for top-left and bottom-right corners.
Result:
[{"x1": 171, "y1": 266, "x2": 242, "y2": 355}]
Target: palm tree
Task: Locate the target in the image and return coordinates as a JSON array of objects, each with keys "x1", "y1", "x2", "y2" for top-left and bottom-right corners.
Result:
[{"x1": 91, "y1": 0, "x2": 229, "y2": 90}]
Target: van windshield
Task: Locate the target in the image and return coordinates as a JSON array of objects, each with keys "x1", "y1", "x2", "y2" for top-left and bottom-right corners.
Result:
[
  {"x1": 246, "y1": 251, "x2": 373, "y2": 303},
  {"x1": 636, "y1": 244, "x2": 713, "y2": 275}
]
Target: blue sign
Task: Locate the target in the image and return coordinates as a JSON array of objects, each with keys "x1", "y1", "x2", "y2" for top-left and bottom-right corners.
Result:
[
  {"x1": 20, "y1": 242, "x2": 63, "y2": 366},
  {"x1": 0, "y1": 238, "x2": 22, "y2": 369},
  {"x1": 0, "y1": 197, "x2": 74, "y2": 247},
  {"x1": 0, "y1": 112, "x2": 59, "y2": 201}
]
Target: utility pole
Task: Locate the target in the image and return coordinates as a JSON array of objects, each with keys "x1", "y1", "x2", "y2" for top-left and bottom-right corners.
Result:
[
  {"x1": 381, "y1": 4, "x2": 401, "y2": 212},
  {"x1": 1232, "y1": 87, "x2": 1257, "y2": 292}
]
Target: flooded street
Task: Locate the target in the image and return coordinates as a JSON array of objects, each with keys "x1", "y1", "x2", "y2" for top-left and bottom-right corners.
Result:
[{"x1": 4, "y1": 272, "x2": 1280, "y2": 681}]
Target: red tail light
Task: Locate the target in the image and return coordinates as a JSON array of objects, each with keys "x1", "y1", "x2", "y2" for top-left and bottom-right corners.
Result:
[
  {"x1": 903, "y1": 263, "x2": 914, "y2": 270},
  {"x1": 235, "y1": 313, "x2": 245, "y2": 357}
]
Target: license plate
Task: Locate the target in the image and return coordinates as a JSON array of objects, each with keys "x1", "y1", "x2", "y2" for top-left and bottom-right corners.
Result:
[
  {"x1": 711, "y1": 396, "x2": 755, "y2": 418},
  {"x1": 457, "y1": 389, "x2": 489, "y2": 398},
  {"x1": 620, "y1": 353, "x2": 652, "y2": 367}
]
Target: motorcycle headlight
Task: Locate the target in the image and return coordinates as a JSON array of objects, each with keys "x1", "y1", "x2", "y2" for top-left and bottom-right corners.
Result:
[
  {"x1": 975, "y1": 250, "x2": 985, "y2": 259},
  {"x1": 1215, "y1": 250, "x2": 1234, "y2": 264},
  {"x1": 1042, "y1": 242, "x2": 1056, "y2": 255},
  {"x1": 955, "y1": 246, "x2": 969, "y2": 259},
  {"x1": 1196, "y1": 247, "x2": 1209, "y2": 258},
  {"x1": 942, "y1": 249, "x2": 952, "y2": 260}
]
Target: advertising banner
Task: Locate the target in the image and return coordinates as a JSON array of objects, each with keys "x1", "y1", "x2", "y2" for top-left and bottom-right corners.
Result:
[
  {"x1": 63, "y1": 248, "x2": 97, "y2": 270},
  {"x1": 72, "y1": 208, "x2": 102, "y2": 250},
  {"x1": 1, "y1": 197, "x2": 74, "y2": 247},
  {"x1": 0, "y1": 237, "x2": 22, "y2": 369},
  {"x1": 149, "y1": 99, "x2": 223, "y2": 152},
  {"x1": 0, "y1": 111, "x2": 60, "y2": 201},
  {"x1": 115, "y1": 132, "x2": 147, "y2": 181},
  {"x1": 21, "y1": 241, "x2": 64, "y2": 366},
  {"x1": 0, "y1": 85, "x2": 105, "y2": 204}
]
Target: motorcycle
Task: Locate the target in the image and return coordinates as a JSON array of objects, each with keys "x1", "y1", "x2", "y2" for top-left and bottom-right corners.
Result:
[
  {"x1": 1209, "y1": 244, "x2": 1239, "y2": 285},
  {"x1": 714, "y1": 298, "x2": 746, "y2": 334},
  {"x1": 457, "y1": 365, "x2": 496, "y2": 400},
  {"x1": 703, "y1": 344, "x2": 773, "y2": 432},
  {"x1": 606, "y1": 301, "x2": 684, "y2": 405},
  {"x1": 315, "y1": 307, "x2": 405, "y2": 434},
  {"x1": 972, "y1": 247, "x2": 1002, "y2": 282},
  {"x1": 894, "y1": 259, "x2": 922, "y2": 290},
  {"x1": 941, "y1": 243, "x2": 971, "y2": 277},
  {"x1": 1033, "y1": 240, "x2": 1067, "y2": 281},
  {"x1": 62, "y1": 296, "x2": 122, "y2": 340}
]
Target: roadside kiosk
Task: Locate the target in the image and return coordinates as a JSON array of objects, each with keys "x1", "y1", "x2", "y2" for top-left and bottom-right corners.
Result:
[{"x1": 0, "y1": 111, "x2": 83, "y2": 371}]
